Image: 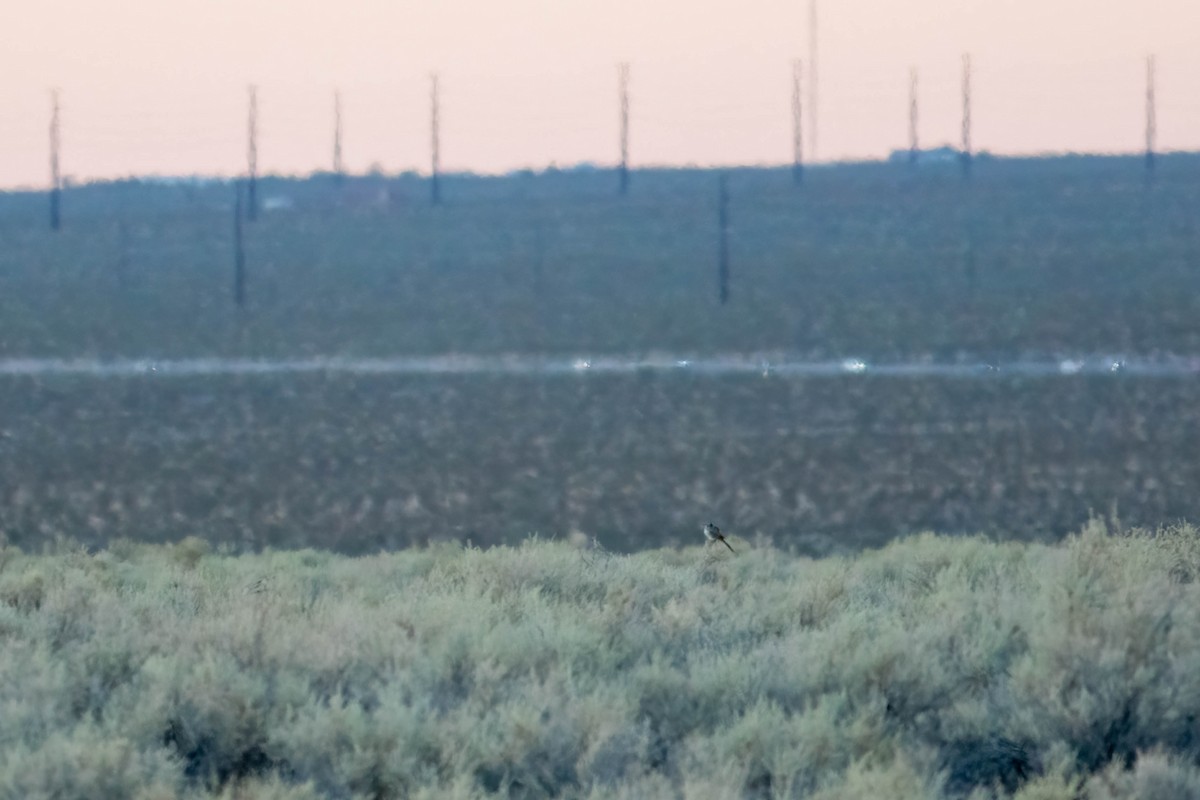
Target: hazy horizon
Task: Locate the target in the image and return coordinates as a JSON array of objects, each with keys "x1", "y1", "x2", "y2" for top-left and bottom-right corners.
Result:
[{"x1": 2, "y1": 0, "x2": 1198, "y2": 189}]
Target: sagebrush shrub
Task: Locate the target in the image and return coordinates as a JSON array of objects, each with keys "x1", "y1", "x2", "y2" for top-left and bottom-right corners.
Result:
[{"x1": 1, "y1": 524, "x2": 1199, "y2": 798}]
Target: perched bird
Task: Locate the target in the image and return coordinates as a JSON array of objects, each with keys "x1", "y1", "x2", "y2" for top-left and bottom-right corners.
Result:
[{"x1": 703, "y1": 522, "x2": 735, "y2": 553}]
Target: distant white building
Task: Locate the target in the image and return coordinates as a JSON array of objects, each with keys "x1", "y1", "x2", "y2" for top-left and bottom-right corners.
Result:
[
  {"x1": 262, "y1": 195, "x2": 294, "y2": 212},
  {"x1": 888, "y1": 145, "x2": 962, "y2": 164}
]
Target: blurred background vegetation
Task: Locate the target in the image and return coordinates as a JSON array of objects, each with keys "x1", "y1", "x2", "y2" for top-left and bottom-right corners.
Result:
[
  {"x1": 1, "y1": 154, "x2": 1198, "y2": 552},
  {"x1": 2, "y1": 155, "x2": 1199, "y2": 359}
]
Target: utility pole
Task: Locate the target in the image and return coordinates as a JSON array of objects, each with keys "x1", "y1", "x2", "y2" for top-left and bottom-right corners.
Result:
[
  {"x1": 792, "y1": 60, "x2": 804, "y2": 185},
  {"x1": 333, "y1": 89, "x2": 344, "y2": 182},
  {"x1": 1145, "y1": 55, "x2": 1156, "y2": 182},
  {"x1": 49, "y1": 89, "x2": 61, "y2": 231},
  {"x1": 233, "y1": 181, "x2": 246, "y2": 308},
  {"x1": 430, "y1": 73, "x2": 441, "y2": 205},
  {"x1": 717, "y1": 174, "x2": 730, "y2": 305},
  {"x1": 808, "y1": 0, "x2": 818, "y2": 160},
  {"x1": 618, "y1": 62, "x2": 630, "y2": 195},
  {"x1": 961, "y1": 54, "x2": 972, "y2": 181},
  {"x1": 908, "y1": 66, "x2": 919, "y2": 168},
  {"x1": 247, "y1": 85, "x2": 258, "y2": 221}
]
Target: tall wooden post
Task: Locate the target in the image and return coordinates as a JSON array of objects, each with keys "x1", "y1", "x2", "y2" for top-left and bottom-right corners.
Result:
[
  {"x1": 247, "y1": 85, "x2": 259, "y2": 220},
  {"x1": 961, "y1": 55, "x2": 972, "y2": 180},
  {"x1": 49, "y1": 90, "x2": 62, "y2": 231},
  {"x1": 431, "y1": 74, "x2": 441, "y2": 205},
  {"x1": 333, "y1": 90, "x2": 344, "y2": 182},
  {"x1": 792, "y1": 60, "x2": 804, "y2": 185},
  {"x1": 908, "y1": 67, "x2": 919, "y2": 168},
  {"x1": 1145, "y1": 55, "x2": 1157, "y2": 182},
  {"x1": 233, "y1": 181, "x2": 246, "y2": 308},
  {"x1": 717, "y1": 174, "x2": 730, "y2": 305},
  {"x1": 808, "y1": 0, "x2": 818, "y2": 160},
  {"x1": 618, "y1": 63, "x2": 630, "y2": 195}
]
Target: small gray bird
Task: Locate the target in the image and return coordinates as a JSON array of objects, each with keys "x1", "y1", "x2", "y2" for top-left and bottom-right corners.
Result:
[{"x1": 703, "y1": 522, "x2": 735, "y2": 553}]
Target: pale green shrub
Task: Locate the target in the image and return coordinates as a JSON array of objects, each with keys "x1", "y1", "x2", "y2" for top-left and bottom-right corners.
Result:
[
  {"x1": 1, "y1": 524, "x2": 1199, "y2": 797},
  {"x1": 173, "y1": 536, "x2": 212, "y2": 570},
  {"x1": 0, "y1": 724, "x2": 182, "y2": 800},
  {"x1": 1086, "y1": 749, "x2": 1200, "y2": 800}
]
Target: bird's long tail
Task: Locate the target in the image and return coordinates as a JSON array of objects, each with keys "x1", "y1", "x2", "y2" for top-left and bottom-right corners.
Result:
[{"x1": 722, "y1": 538, "x2": 735, "y2": 554}]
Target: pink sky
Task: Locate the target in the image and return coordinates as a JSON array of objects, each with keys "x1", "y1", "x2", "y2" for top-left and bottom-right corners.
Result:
[{"x1": 1, "y1": 0, "x2": 1198, "y2": 188}]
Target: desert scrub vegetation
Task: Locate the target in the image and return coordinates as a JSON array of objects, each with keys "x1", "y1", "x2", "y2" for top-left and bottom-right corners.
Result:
[
  {"x1": 4, "y1": 158, "x2": 1200, "y2": 362},
  {"x1": 2, "y1": 523, "x2": 1200, "y2": 798},
  {"x1": 6, "y1": 372, "x2": 1199, "y2": 554}
]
